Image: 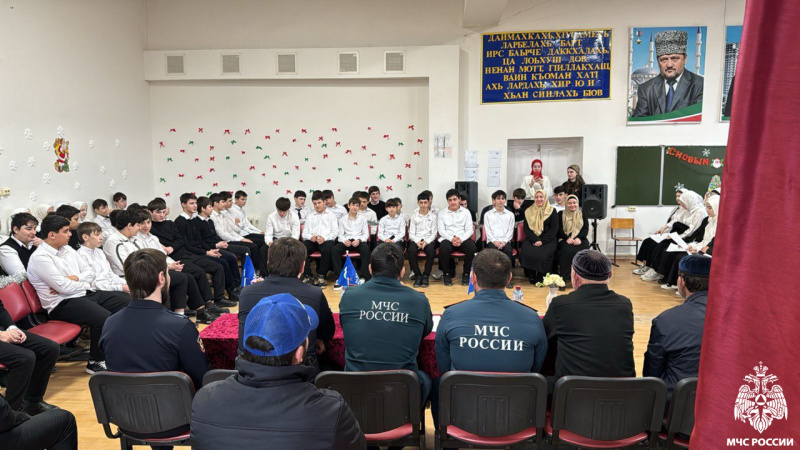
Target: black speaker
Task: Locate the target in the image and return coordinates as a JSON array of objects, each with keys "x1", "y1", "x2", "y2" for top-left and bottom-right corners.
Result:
[
  {"x1": 455, "y1": 181, "x2": 478, "y2": 215},
  {"x1": 582, "y1": 184, "x2": 608, "y2": 220}
]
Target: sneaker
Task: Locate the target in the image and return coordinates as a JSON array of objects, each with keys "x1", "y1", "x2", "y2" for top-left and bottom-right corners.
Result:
[
  {"x1": 315, "y1": 277, "x2": 327, "y2": 288},
  {"x1": 216, "y1": 298, "x2": 237, "y2": 308},
  {"x1": 660, "y1": 283, "x2": 677, "y2": 290},
  {"x1": 443, "y1": 275, "x2": 453, "y2": 286},
  {"x1": 641, "y1": 269, "x2": 661, "y2": 281},
  {"x1": 431, "y1": 269, "x2": 443, "y2": 280},
  {"x1": 633, "y1": 265, "x2": 648, "y2": 275},
  {"x1": 226, "y1": 292, "x2": 239, "y2": 303},
  {"x1": 206, "y1": 303, "x2": 229, "y2": 314},
  {"x1": 421, "y1": 275, "x2": 430, "y2": 287},
  {"x1": 196, "y1": 308, "x2": 219, "y2": 324},
  {"x1": 409, "y1": 273, "x2": 418, "y2": 280},
  {"x1": 86, "y1": 360, "x2": 107, "y2": 375},
  {"x1": 461, "y1": 274, "x2": 469, "y2": 286},
  {"x1": 413, "y1": 277, "x2": 423, "y2": 288},
  {"x1": 184, "y1": 309, "x2": 197, "y2": 317},
  {"x1": 358, "y1": 279, "x2": 366, "y2": 285},
  {"x1": 303, "y1": 274, "x2": 314, "y2": 284},
  {"x1": 333, "y1": 283, "x2": 342, "y2": 291}
]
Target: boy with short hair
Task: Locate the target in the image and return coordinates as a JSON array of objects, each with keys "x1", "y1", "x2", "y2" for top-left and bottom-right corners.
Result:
[
  {"x1": 459, "y1": 192, "x2": 477, "y2": 222},
  {"x1": 408, "y1": 193, "x2": 438, "y2": 288},
  {"x1": 55, "y1": 205, "x2": 81, "y2": 250},
  {"x1": 367, "y1": 186, "x2": 387, "y2": 220},
  {"x1": 265, "y1": 197, "x2": 301, "y2": 246},
  {"x1": 92, "y1": 199, "x2": 113, "y2": 239},
  {"x1": 331, "y1": 197, "x2": 371, "y2": 286},
  {"x1": 112, "y1": 192, "x2": 127, "y2": 211},
  {"x1": 209, "y1": 193, "x2": 263, "y2": 262},
  {"x1": 194, "y1": 195, "x2": 262, "y2": 274},
  {"x1": 231, "y1": 190, "x2": 265, "y2": 237},
  {"x1": 322, "y1": 190, "x2": 347, "y2": 220},
  {"x1": 76, "y1": 222, "x2": 129, "y2": 293},
  {"x1": 483, "y1": 190, "x2": 516, "y2": 288},
  {"x1": 293, "y1": 190, "x2": 311, "y2": 224},
  {"x1": 510, "y1": 188, "x2": 532, "y2": 223},
  {"x1": 393, "y1": 197, "x2": 410, "y2": 226},
  {"x1": 378, "y1": 199, "x2": 406, "y2": 251},
  {"x1": 356, "y1": 191, "x2": 379, "y2": 244},
  {"x1": 0, "y1": 212, "x2": 38, "y2": 275},
  {"x1": 301, "y1": 191, "x2": 339, "y2": 287},
  {"x1": 552, "y1": 186, "x2": 568, "y2": 212},
  {"x1": 438, "y1": 189, "x2": 477, "y2": 286}
]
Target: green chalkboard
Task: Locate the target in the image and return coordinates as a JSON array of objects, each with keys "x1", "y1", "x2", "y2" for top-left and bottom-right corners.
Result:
[
  {"x1": 661, "y1": 146, "x2": 725, "y2": 204},
  {"x1": 615, "y1": 146, "x2": 662, "y2": 205}
]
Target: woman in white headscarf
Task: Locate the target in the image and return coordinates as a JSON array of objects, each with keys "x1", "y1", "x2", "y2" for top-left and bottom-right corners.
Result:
[
  {"x1": 634, "y1": 189, "x2": 690, "y2": 275},
  {"x1": 659, "y1": 194, "x2": 720, "y2": 288},
  {"x1": 72, "y1": 201, "x2": 88, "y2": 223}
]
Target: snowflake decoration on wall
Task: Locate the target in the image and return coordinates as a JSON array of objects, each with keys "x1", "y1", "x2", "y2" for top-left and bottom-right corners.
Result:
[
  {"x1": 29, "y1": 191, "x2": 37, "y2": 202},
  {"x1": 109, "y1": 179, "x2": 116, "y2": 189},
  {"x1": 0, "y1": 143, "x2": 4, "y2": 155},
  {"x1": 100, "y1": 165, "x2": 106, "y2": 175},
  {"x1": 674, "y1": 182, "x2": 685, "y2": 191},
  {"x1": 114, "y1": 139, "x2": 120, "y2": 148},
  {"x1": 88, "y1": 140, "x2": 95, "y2": 148},
  {"x1": 42, "y1": 173, "x2": 51, "y2": 184},
  {"x1": 43, "y1": 141, "x2": 50, "y2": 152},
  {"x1": 9, "y1": 161, "x2": 17, "y2": 171},
  {"x1": 56, "y1": 125, "x2": 65, "y2": 137},
  {"x1": 23, "y1": 128, "x2": 32, "y2": 140},
  {"x1": 72, "y1": 161, "x2": 79, "y2": 171},
  {"x1": 27, "y1": 157, "x2": 36, "y2": 167},
  {"x1": 121, "y1": 170, "x2": 128, "y2": 179},
  {"x1": 74, "y1": 182, "x2": 81, "y2": 191},
  {"x1": 702, "y1": 149, "x2": 711, "y2": 157}
]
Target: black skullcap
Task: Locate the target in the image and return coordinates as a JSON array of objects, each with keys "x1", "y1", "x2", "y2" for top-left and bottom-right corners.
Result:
[
  {"x1": 572, "y1": 249, "x2": 612, "y2": 281},
  {"x1": 678, "y1": 255, "x2": 712, "y2": 277}
]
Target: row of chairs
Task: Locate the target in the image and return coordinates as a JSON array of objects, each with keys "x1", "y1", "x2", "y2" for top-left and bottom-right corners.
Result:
[{"x1": 88, "y1": 369, "x2": 696, "y2": 449}]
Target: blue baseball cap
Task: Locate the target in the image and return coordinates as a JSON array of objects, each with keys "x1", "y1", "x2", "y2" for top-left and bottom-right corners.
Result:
[{"x1": 243, "y1": 293, "x2": 319, "y2": 357}]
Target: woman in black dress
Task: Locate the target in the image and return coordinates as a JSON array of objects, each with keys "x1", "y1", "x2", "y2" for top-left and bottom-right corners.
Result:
[
  {"x1": 521, "y1": 189, "x2": 560, "y2": 284},
  {"x1": 556, "y1": 195, "x2": 590, "y2": 283},
  {"x1": 561, "y1": 164, "x2": 586, "y2": 204}
]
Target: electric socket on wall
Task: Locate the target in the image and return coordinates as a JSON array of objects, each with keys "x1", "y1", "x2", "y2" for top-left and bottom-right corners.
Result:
[
  {"x1": 628, "y1": 206, "x2": 637, "y2": 212},
  {"x1": 0, "y1": 187, "x2": 10, "y2": 197}
]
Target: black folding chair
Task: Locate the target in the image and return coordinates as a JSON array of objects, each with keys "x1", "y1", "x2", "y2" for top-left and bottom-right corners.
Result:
[
  {"x1": 436, "y1": 371, "x2": 547, "y2": 449},
  {"x1": 202, "y1": 368, "x2": 237, "y2": 386},
  {"x1": 547, "y1": 376, "x2": 667, "y2": 448},
  {"x1": 660, "y1": 377, "x2": 697, "y2": 449},
  {"x1": 316, "y1": 370, "x2": 424, "y2": 449},
  {"x1": 88, "y1": 371, "x2": 194, "y2": 450}
]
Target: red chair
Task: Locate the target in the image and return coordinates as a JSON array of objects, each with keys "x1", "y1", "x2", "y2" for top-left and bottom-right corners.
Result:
[
  {"x1": 480, "y1": 225, "x2": 519, "y2": 257},
  {"x1": 450, "y1": 227, "x2": 479, "y2": 258},
  {"x1": 0, "y1": 282, "x2": 81, "y2": 344}
]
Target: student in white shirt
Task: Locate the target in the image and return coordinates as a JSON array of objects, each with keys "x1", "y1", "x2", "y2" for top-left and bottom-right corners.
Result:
[
  {"x1": 27, "y1": 215, "x2": 130, "y2": 374},
  {"x1": 551, "y1": 186, "x2": 567, "y2": 212},
  {"x1": 209, "y1": 193, "x2": 261, "y2": 258},
  {"x1": 293, "y1": 190, "x2": 312, "y2": 224},
  {"x1": 393, "y1": 197, "x2": 410, "y2": 227},
  {"x1": 0, "y1": 213, "x2": 38, "y2": 275},
  {"x1": 322, "y1": 190, "x2": 347, "y2": 220},
  {"x1": 301, "y1": 191, "x2": 339, "y2": 287},
  {"x1": 264, "y1": 197, "x2": 301, "y2": 247},
  {"x1": 408, "y1": 193, "x2": 438, "y2": 288},
  {"x1": 112, "y1": 192, "x2": 127, "y2": 211},
  {"x1": 92, "y1": 199, "x2": 113, "y2": 240},
  {"x1": 413, "y1": 190, "x2": 441, "y2": 216},
  {"x1": 483, "y1": 190, "x2": 516, "y2": 288},
  {"x1": 356, "y1": 191, "x2": 378, "y2": 242},
  {"x1": 378, "y1": 199, "x2": 406, "y2": 251},
  {"x1": 438, "y1": 189, "x2": 477, "y2": 287},
  {"x1": 220, "y1": 192, "x2": 268, "y2": 256},
  {"x1": 331, "y1": 197, "x2": 371, "y2": 286},
  {"x1": 76, "y1": 222, "x2": 128, "y2": 293},
  {"x1": 232, "y1": 190, "x2": 266, "y2": 237}
]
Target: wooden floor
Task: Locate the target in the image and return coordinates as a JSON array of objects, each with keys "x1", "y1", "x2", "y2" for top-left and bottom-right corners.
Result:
[{"x1": 22, "y1": 258, "x2": 684, "y2": 449}]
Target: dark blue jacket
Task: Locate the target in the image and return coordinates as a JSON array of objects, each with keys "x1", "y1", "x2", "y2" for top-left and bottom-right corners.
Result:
[
  {"x1": 643, "y1": 291, "x2": 707, "y2": 391},
  {"x1": 435, "y1": 289, "x2": 547, "y2": 374}
]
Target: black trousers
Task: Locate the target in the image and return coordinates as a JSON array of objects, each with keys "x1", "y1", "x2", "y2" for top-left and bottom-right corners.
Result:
[
  {"x1": 48, "y1": 291, "x2": 130, "y2": 361},
  {"x1": 0, "y1": 332, "x2": 59, "y2": 409},
  {"x1": 166, "y1": 269, "x2": 203, "y2": 310},
  {"x1": 439, "y1": 239, "x2": 477, "y2": 277},
  {"x1": 182, "y1": 255, "x2": 225, "y2": 302},
  {"x1": 485, "y1": 241, "x2": 514, "y2": 260},
  {"x1": 206, "y1": 250, "x2": 240, "y2": 291},
  {"x1": 331, "y1": 242, "x2": 371, "y2": 279},
  {"x1": 0, "y1": 408, "x2": 78, "y2": 450},
  {"x1": 177, "y1": 261, "x2": 214, "y2": 303},
  {"x1": 229, "y1": 241, "x2": 267, "y2": 275},
  {"x1": 407, "y1": 241, "x2": 437, "y2": 276},
  {"x1": 303, "y1": 240, "x2": 335, "y2": 277}
]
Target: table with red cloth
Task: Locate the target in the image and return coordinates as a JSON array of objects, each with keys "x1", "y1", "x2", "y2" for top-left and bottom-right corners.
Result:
[{"x1": 199, "y1": 313, "x2": 441, "y2": 378}]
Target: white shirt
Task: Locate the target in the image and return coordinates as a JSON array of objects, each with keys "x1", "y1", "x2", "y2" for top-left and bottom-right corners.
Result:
[
  {"x1": 413, "y1": 206, "x2": 440, "y2": 216},
  {"x1": 231, "y1": 204, "x2": 262, "y2": 235},
  {"x1": 78, "y1": 246, "x2": 125, "y2": 291},
  {"x1": 437, "y1": 207, "x2": 474, "y2": 243},
  {"x1": 137, "y1": 232, "x2": 176, "y2": 264},
  {"x1": 358, "y1": 209, "x2": 378, "y2": 235},
  {"x1": 484, "y1": 208, "x2": 515, "y2": 243},
  {"x1": 520, "y1": 175, "x2": 553, "y2": 201},
  {"x1": 210, "y1": 210, "x2": 243, "y2": 242},
  {"x1": 664, "y1": 73, "x2": 683, "y2": 95},
  {"x1": 264, "y1": 210, "x2": 300, "y2": 244},
  {"x1": 326, "y1": 204, "x2": 347, "y2": 220},
  {"x1": 0, "y1": 236, "x2": 33, "y2": 275},
  {"x1": 552, "y1": 203, "x2": 565, "y2": 213},
  {"x1": 292, "y1": 205, "x2": 312, "y2": 224},
  {"x1": 302, "y1": 210, "x2": 338, "y2": 241},
  {"x1": 93, "y1": 215, "x2": 113, "y2": 240},
  {"x1": 378, "y1": 215, "x2": 406, "y2": 242},
  {"x1": 399, "y1": 212, "x2": 410, "y2": 227},
  {"x1": 222, "y1": 209, "x2": 249, "y2": 237},
  {"x1": 103, "y1": 229, "x2": 142, "y2": 276},
  {"x1": 409, "y1": 210, "x2": 437, "y2": 244},
  {"x1": 338, "y1": 214, "x2": 369, "y2": 242},
  {"x1": 27, "y1": 242, "x2": 96, "y2": 312}
]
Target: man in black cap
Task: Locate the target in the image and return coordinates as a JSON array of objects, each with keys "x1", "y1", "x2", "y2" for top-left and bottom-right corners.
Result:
[
  {"x1": 542, "y1": 249, "x2": 635, "y2": 390},
  {"x1": 643, "y1": 254, "x2": 710, "y2": 394}
]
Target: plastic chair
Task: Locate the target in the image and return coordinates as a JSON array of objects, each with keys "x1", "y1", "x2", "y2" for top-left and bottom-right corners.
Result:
[
  {"x1": 316, "y1": 370, "x2": 424, "y2": 449},
  {"x1": 0, "y1": 281, "x2": 81, "y2": 344},
  {"x1": 659, "y1": 378, "x2": 697, "y2": 449},
  {"x1": 437, "y1": 371, "x2": 547, "y2": 449},
  {"x1": 202, "y1": 369, "x2": 237, "y2": 386},
  {"x1": 610, "y1": 218, "x2": 643, "y2": 267},
  {"x1": 88, "y1": 371, "x2": 194, "y2": 450},
  {"x1": 547, "y1": 376, "x2": 667, "y2": 448},
  {"x1": 480, "y1": 225, "x2": 518, "y2": 257}
]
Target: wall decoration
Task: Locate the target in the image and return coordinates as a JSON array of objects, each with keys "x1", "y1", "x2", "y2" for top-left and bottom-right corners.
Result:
[
  {"x1": 114, "y1": 139, "x2": 121, "y2": 148},
  {"x1": 0, "y1": 144, "x2": 4, "y2": 155},
  {"x1": 482, "y1": 29, "x2": 612, "y2": 103},
  {"x1": 42, "y1": 141, "x2": 50, "y2": 152},
  {"x1": 628, "y1": 26, "x2": 707, "y2": 124},
  {"x1": 434, "y1": 133, "x2": 452, "y2": 159},
  {"x1": 721, "y1": 26, "x2": 742, "y2": 121},
  {"x1": 9, "y1": 161, "x2": 17, "y2": 171},
  {"x1": 27, "y1": 157, "x2": 35, "y2": 167},
  {"x1": 29, "y1": 192, "x2": 37, "y2": 202},
  {"x1": 88, "y1": 139, "x2": 95, "y2": 148},
  {"x1": 52, "y1": 138, "x2": 70, "y2": 172},
  {"x1": 23, "y1": 128, "x2": 32, "y2": 140},
  {"x1": 42, "y1": 173, "x2": 51, "y2": 184},
  {"x1": 56, "y1": 125, "x2": 65, "y2": 137},
  {"x1": 75, "y1": 182, "x2": 81, "y2": 191}
]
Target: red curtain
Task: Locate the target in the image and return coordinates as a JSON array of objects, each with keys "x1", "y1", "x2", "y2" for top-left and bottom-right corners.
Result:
[{"x1": 693, "y1": 0, "x2": 800, "y2": 446}]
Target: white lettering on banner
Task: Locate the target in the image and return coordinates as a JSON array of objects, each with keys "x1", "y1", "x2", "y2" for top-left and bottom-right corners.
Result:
[
  {"x1": 458, "y1": 337, "x2": 524, "y2": 351},
  {"x1": 358, "y1": 300, "x2": 408, "y2": 323},
  {"x1": 474, "y1": 325, "x2": 510, "y2": 337},
  {"x1": 726, "y1": 438, "x2": 795, "y2": 447}
]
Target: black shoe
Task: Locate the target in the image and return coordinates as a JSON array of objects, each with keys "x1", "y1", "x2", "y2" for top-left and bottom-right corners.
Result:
[
  {"x1": 216, "y1": 298, "x2": 237, "y2": 308},
  {"x1": 443, "y1": 275, "x2": 453, "y2": 286},
  {"x1": 184, "y1": 309, "x2": 197, "y2": 317},
  {"x1": 58, "y1": 344, "x2": 83, "y2": 360},
  {"x1": 85, "y1": 360, "x2": 107, "y2": 375},
  {"x1": 21, "y1": 400, "x2": 58, "y2": 416},
  {"x1": 413, "y1": 276, "x2": 423, "y2": 288},
  {"x1": 421, "y1": 275, "x2": 430, "y2": 287},
  {"x1": 206, "y1": 303, "x2": 230, "y2": 314},
  {"x1": 226, "y1": 291, "x2": 239, "y2": 303},
  {"x1": 196, "y1": 309, "x2": 219, "y2": 324},
  {"x1": 461, "y1": 274, "x2": 469, "y2": 286},
  {"x1": 315, "y1": 277, "x2": 327, "y2": 288},
  {"x1": 231, "y1": 286, "x2": 242, "y2": 297}
]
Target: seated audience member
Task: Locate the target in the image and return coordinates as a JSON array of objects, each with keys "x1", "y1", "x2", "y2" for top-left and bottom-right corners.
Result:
[
  {"x1": 112, "y1": 192, "x2": 127, "y2": 211},
  {"x1": 634, "y1": 189, "x2": 689, "y2": 274},
  {"x1": 264, "y1": 197, "x2": 301, "y2": 251},
  {"x1": 322, "y1": 190, "x2": 347, "y2": 220},
  {"x1": 54, "y1": 205, "x2": 81, "y2": 250},
  {"x1": 231, "y1": 190, "x2": 266, "y2": 238},
  {"x1": 643, "y1": 255, "x2": 710, "y2": 394},
  {"x1": 520, "y1": 189, "x2": 559, "y2": 284},
  {"x1": 459, "y1": 192, "x2": 477, "y2": 222},
  {"x1": 521, "y1": 159, "x2": 553, "y2": 200},
  {"x1": 408, "y1": 193, "x2": 438, "y2": 288},
  {"x1": 76, "y1": 222, "x2": 128, "y2": 293},
  {"x1": 393, "y1": 197, "x2": 410, "y2": 226},
  {"x1": 0, "y1": 288, "x2": 60, "y2": 415},
  {"x1": 356, "y1": 191, "x2": 379, "y2": 245},
  {"x1": 340, "y1": 244, "x2": 434, "y2": 402},
  {"x1": 220, "y1": 191, "x2": 268, "y2": 250},
  {"x1": 91, "y1": 198, "x2": 113, "y2": 239},
  {"x1": 413, "y1": 190, "x2": 440, "y2": 217},
  {"x1": 209, "y1": 193, "x2": 264, "y2": 269},
  {"x1": 438, "y1": 189, "x2": 477, "y2": 286},
  {"x1": 196, "y1": 196, "x2": 266, "y2": 276},
  {"x1": 556, "y1": 195, "x2": 590, "y2": 285},
  {"x1": 135, "y1": 210, "x2": 222, "y2": 322},
  {"x1": 100, "y1": 248, "x2": 210, "y2": 389},
  {"x1": 510, "y1": 188, "x2": 532, "y2": 223},
  {"x1": 32, "y1": 204, "x2": 53, "y2": 227},
  {"x1": 72, "y1": 201, "x2": 88, "y2": 223},
  {"x1": 543, "y1": 250, "x2": 635, "y2": 389},
  {"x1": 561, "y1": 164, "x2": 586, "y2": 204},
  {"x1": 148, "y1": 199, "x2": 234, "y2": 309},
  {"x1": 367, "y1": 185, "x2": 387, "y2": 220},
  {"x1": 192, "y1": 294, "x2": 366, "y2": 450},
  {"x1": 377, "y1": 198, "x2": 406, "y2": 251},
  {"x1": 483, "y1": 190, "x2": 516, "y2": 288},
  {"x1": 301, "y1": 191, "x2": 338, "y2": 287},
  {"x1": 0, "y1": 213, "x2": 38, "y2": 275},
  {"x1": 238, "y1": 238, "x2": 335, "y2": 374},
  {"x1": 331, "y1": 198, "x2": 371, "y2": 284},
  {"x1": 0, "y1": 395, "x2": 77, "y2": 450},
  {"x1": 27, "y1": 215, "x2": 130, "y2": 374},
  {"x1": 293, "y1": 190, "x2": 311, "y2": 224},
  {"x1": 551, "y1": 186, "x2": 567, "y2": 212}
]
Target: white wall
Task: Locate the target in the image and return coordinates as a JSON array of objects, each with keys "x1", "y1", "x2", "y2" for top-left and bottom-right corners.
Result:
[{"x1": 0, "y1": 0, "x2": 153, "y2": 223}]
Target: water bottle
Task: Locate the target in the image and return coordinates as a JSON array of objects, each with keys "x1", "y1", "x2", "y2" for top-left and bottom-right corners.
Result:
[{"x1": 512, "y1": 286, "x2": 524, "y2": 303}]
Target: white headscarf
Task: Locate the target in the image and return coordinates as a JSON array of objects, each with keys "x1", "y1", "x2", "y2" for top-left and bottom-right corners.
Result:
[
  {"x1": 679, "y1": 190, "x2": 705, "y2": 213},
  {"x1": 699, "y1": 195, "x2": 720, "y2": 247},
  {"x1": 72, "y1": 201, "x2": 87, "y2": 223},
  {"x1": 33, "y1": 204, "x2": 52, "y2": 222}
]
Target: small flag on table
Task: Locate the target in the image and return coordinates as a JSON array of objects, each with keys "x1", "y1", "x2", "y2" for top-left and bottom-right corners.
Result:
[
  {"x1": 467, "y1": 266, "x2": 475, "y2": 295},
  {"x1": 241, "y1": 254, "x2": 255, "y2": 287},
  {"x1": 337, "y1": 253, "x2": 361, "y2": 290}
]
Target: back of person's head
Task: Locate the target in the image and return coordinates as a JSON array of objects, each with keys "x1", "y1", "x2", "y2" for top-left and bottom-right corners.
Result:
[
  {"x1": 294, "y1": 190, "x2": 306, "y2": 199},
  {"x1": 491, "y1": 190, "x2": 507, "y2": 200},
  {"x1": 219, "y1": 191, "x2": 233, "y2": 201},
  {"x1": 445, "y1": 188, "x2": 459, "y2": 200},
  {"x1": 241, "y1": 293, "x2": 318, "y2": 366},
  {"x1": 109, "y1": 210, "x2": 121, "y2": 228},
  {"x1": 512, "y1": 188, "x2": 526, "y2": 200},
  {"x1": 55, "y1": 204, "x2": 79, "y2": 220},
  {"x1": 356, "y1": 191, "x2": 369, "y2": 201},
  {"x1": 10, "y1": 212, "x2": 38, "y2": 234},
  {"x1": 197, "y1": 196, "x2": 211, "y2": 210},
  {"x1": 113, "y1": 210, "x2": 137, "y2": 231},
  {"x1": 368, "y1": 186, "x2": 380, "y2": 195},
  {"x1": 179, "y1": 193, "x2": 197, "y2": 205},
  {"x1": 113, "y1": 192, "x2": 127, "y2": 202},
  {"x1": 370, "y1": 243, "x2": 404, "y2": 279},
  {"x1": 92, "y1": 198, "x2": 108, "y2": 211},
  {"x1": 127, "y1": 203, "x2": 143, "y2": 212},
  {"x1": 321, "y1": 190, "x2": 334, "y2": 200},
  {"x1": 553, "y1": 186, "x2": 567, "y2": 195},
  {"x1": 40, "y1": 214, "x2": 70, "y2": 240},
  {"x1": 266, "y1": 237, "x2": 307, "y2": 277},
  {"x1": 311, "y1": 191, "x2": 324, "y2": 202},
  {"x1": 235, "y1": 190, "x2": 247, "y2": 199},
  {"x1": 77, "y1": 222, "x2": 102, "y2": 244},
  {"x1": 147, "y1": 199, "x2": 167, "y2": 212},
  {"x1": 385, "y1": 199, "x2": 399, "y2": 208},
  {"x1": 472, "y1": 249, "x2": 512, "y2": 290},
  {"x1": 275, "y1": 197, "x2": 291, "y2": 212},
  {"x1": 393, "y1": 197, "x2": 402, "y2": 205},
  {"x1": 459, "y1": 192, "x2": 468, "y2": 202},
  {"x1": 123, "y1": 248, "x2": 168, "y2": 299},
  {"x1": 571, "y1": 249, "x2": 612, "y2": 286},
  {"x1": 678, "y1": 255, "x2": 711, "y2": 295},
  {"x1": 420, "y1": 189, "x2": 433, "y2": 199}
]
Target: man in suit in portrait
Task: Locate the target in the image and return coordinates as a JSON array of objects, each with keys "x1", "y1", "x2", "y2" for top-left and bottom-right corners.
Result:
[{"x1": 633, "y1": 30, "x2": 704, "y2": 117}]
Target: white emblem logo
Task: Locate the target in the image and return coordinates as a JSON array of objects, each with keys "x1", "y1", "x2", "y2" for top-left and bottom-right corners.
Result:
[{"x1": 735, "y1": 362, "x2": 788, "y2": 433}]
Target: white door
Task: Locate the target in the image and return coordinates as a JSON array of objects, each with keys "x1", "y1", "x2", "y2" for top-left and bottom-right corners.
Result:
[{"x1": 507, "y1": 137, "x2": 583, "y2": 200}]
